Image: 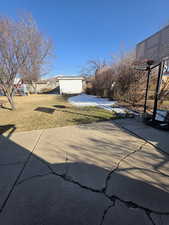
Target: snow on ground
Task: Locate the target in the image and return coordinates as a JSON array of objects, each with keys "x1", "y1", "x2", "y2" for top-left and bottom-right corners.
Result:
[
  {"x1": 68, "y1": 94, "x2": 116, "y2": 107},
  {"x1": 69, "y1": 94, "x2": 139, "y2": 116}
]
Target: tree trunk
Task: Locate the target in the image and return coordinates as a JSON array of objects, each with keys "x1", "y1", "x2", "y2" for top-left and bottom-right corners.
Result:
[
  {"x1": 34, "y1": 83, "x2": 37, "y2": 94},
  {"x1": 6, "y1": 91, "x2": 16, "y2": 110},
  {"x1": 31, "y1": 81, "x2": 37, "y2": 94}
]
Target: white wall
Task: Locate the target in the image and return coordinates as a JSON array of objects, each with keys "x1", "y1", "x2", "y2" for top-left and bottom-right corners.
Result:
[
  {"x1": 26, "y1": 83, "x2": 48, "y2": 93},
  {"x1": 59, "y1": 79, "x2": 83, "y2": 94}
]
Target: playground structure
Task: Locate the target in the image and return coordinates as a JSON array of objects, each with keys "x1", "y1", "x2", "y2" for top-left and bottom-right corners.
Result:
[
  {"x1": 13, "y1": 79, "x2": 29, "y2": 96},
  {"x1": 0, "y1": 79, "x2": 28, "y2": 96},
  {"x1": 136, "y1": 25, "x2": 169, "y2": 129}
]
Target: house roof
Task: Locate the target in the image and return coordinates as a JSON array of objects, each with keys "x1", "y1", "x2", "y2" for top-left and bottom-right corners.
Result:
[
  {"x1": 35, "y1": 80, "x2": 48, "y2": 84},
  {"x1": 56, "y1": 76, "x2": 85, "y2": 80},
  {"x1": 24, "y1": 80, "x2": 48, "y2": 84}
]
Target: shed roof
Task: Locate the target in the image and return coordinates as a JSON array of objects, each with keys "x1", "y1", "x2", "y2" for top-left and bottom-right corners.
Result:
[{"x1": 57, "y1": 76, "x2": 85, "y2": 80}]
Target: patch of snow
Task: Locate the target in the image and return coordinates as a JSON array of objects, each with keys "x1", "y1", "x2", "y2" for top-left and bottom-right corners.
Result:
[
  {"x1": 68, "y1": 94, "x2": 116, "y2": 107},
  {"x1": 111, "y1": 107, "x2": 139, "y2": 116},
  {"x1": 99, "y1": 105, "x2": 113, "y2": 111},
  {"x1": 68, "y1": 94, "x2": 139, "y2": 116},
  {"x1": 111, "y1": 107, "x2": 127, "y2": 113}
]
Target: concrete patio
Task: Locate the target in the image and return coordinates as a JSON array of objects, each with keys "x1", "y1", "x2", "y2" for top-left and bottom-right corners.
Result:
[{"x1": 0, "y1": 119, "x2": 169, "y2": 225}]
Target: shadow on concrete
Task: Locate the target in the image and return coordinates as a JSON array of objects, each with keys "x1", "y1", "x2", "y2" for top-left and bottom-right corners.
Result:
[
  {"x1": 0, "y1": 125, "x2": 16, "y2": 137},
  {"x1": 0, "y1": 123, "x2": 169, "y2": 224},
  {"x1": 0, "y1": 106, "x2": 13, "y2": 111},
  {"x1": 79, "y1": 119, "x2": 169, "y2": 185},
  {"x1": 115, "y1": 119, "x2": 169, "y2": 174}
]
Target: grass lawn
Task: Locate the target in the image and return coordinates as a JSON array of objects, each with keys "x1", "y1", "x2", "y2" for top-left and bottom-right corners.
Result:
[{"x1": 0, "y1": 94, "x2": 115, "y2": 134}]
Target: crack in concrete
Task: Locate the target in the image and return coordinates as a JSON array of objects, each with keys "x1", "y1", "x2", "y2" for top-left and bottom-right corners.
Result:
[
  {"x1": 17, "y1": 172, "x2": 53, "y2": 185},
  {"x1": 103, "y1": 141, "x2": 147, "y2": 193},
  {"x1": 14, "y1": 168, "x2": 169, "y2": 225},
  {"x1": 148, "y1": 213, "x2": 158, "y2": 225},
  {"x1": 99, "y1": 201, "x2": 156, "y2": 225},
  {"x1": 2, "y1": 122, "x2": 169, "y2": 224},
  {"x1": 116, "y1": 120, "x2": 169, "y2": 159},
  {"x1": 50, "y1": 168, "x2": 104, "y2": 194},
  {"x1": 15, "y1": 157, "x2": 169, "y2": 216},
  {"x1": 109, "y1": 194, "x2": 169, "y2": 215},
  {"x1": 114, "y1": 120, "x2": 169, "y2": 182},
  {"x1": 14, "y1": 136, "x2": 169, "y2": 224},
  {"x1": 0, "y1": 129, "x2": 44, "y2": 214},
  {"x1": 99, "y1": 204, "x2": 115, "y2": 225}
]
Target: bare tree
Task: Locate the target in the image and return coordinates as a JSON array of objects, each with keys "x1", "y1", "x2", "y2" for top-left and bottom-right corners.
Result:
[
  {"x1": 20, "y1": 16, "x2": 53, "y2": 93},
  {"x1": 94, "y1": 65, "x2": 116, "y2": 97},
  {"x1": 114, "y1": 53, "x2": 147, "y2": 106},
  {"x1": 83, "y1": 52, "x2": 147, "y2": 106},
  {"x1": 0, "y1": 15, "x2": 53, "y2": 109},
  {"x1": 81, "y1": 59, "x2": 112, "y2": 96},
  {"x1": 80, "y1": 59, "x2": 106, "y2": 77},
  {"x1": 158, "y1": 77, "x2": 169, "y2": 107},
  {"x1": 0, "y1": 17, "x2": 29, "y2": 109}
]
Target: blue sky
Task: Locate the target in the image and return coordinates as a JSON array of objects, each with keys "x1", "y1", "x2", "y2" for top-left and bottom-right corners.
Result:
[{"x1": 1, "y1": 0, "x2": 169, "y2": 77}]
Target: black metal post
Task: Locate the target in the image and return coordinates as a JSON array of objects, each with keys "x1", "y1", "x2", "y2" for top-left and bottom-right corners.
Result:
[
  {"x1": 144, "y1": 67, "x2": 151, "y2": 114},
  {"x1": 152, "y1": 62, "x2": 162, "y2": 122}
]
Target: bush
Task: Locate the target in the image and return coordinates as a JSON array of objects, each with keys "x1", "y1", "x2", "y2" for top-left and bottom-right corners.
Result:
[
  {"x1": 40, "y1": 88, "x2": 53, "y2": 93},
  {"x1": 84, "y1": 52, "x2": 147, "y2": 107}
]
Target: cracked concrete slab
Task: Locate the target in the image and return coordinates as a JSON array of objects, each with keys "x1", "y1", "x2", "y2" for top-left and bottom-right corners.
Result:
[
  {"x1": 106, "y1": 143, "x2": 169, "y2": 212},
  {"x1": 66, "y1": 130, "x2": 144, "y2": 169},
  {"x1": 119, "y1": 142, "x2": 169, "y2": 177},
  {"x1": 23, "y1": 122, "x2": 145, "y2": 190},
  {"x1": 17, "y1": 155, "x2": 51, "y2": 184},
  {"x1": 7, "y1": 129, "x2": 42, "y2": 152},
  {"x1": 59, "y1": 122, "x2": 145, "y2": 189},
  {"x1": 102, "y1": 201, "x2": 152, "y2": 225},
  {"x1": 0, "y1": 164, "x2": 23, "y2": 210},
  {"x1": 151, "y1": 213, "x2": 169, "y2": 224},
  {"x1": 106, "y1": 169, "x2": 169, "y2": 212},
  {"x1": 115, "y1": 118, "x2": 169, "y2": 154},
  {"x1": 31, "y1": 127, "x2": 70, "y2": 175},
  {"x1": 0, "y1": 130, "x2": 43, "y2": 212},
  {"x1": 0, "y1": 175, "x2": 111, "y2": 225},
  {"x1": 1, "y1": 120, "x2": 169, "y2": 224},
  {"x1": 0, "y1": 130, "x2": 41, "y2": 164},
  {"x1": 66, "y1": 162, "x2": 110, "y2": 190}
]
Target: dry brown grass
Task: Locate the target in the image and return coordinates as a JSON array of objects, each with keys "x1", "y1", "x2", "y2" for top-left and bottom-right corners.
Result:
[
  {"x1": 0, "y1": 94, "x2": 115, "y2": 134},
  {"x1": 118, "y1": 99, "x2": 169, "y2": 115}
]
